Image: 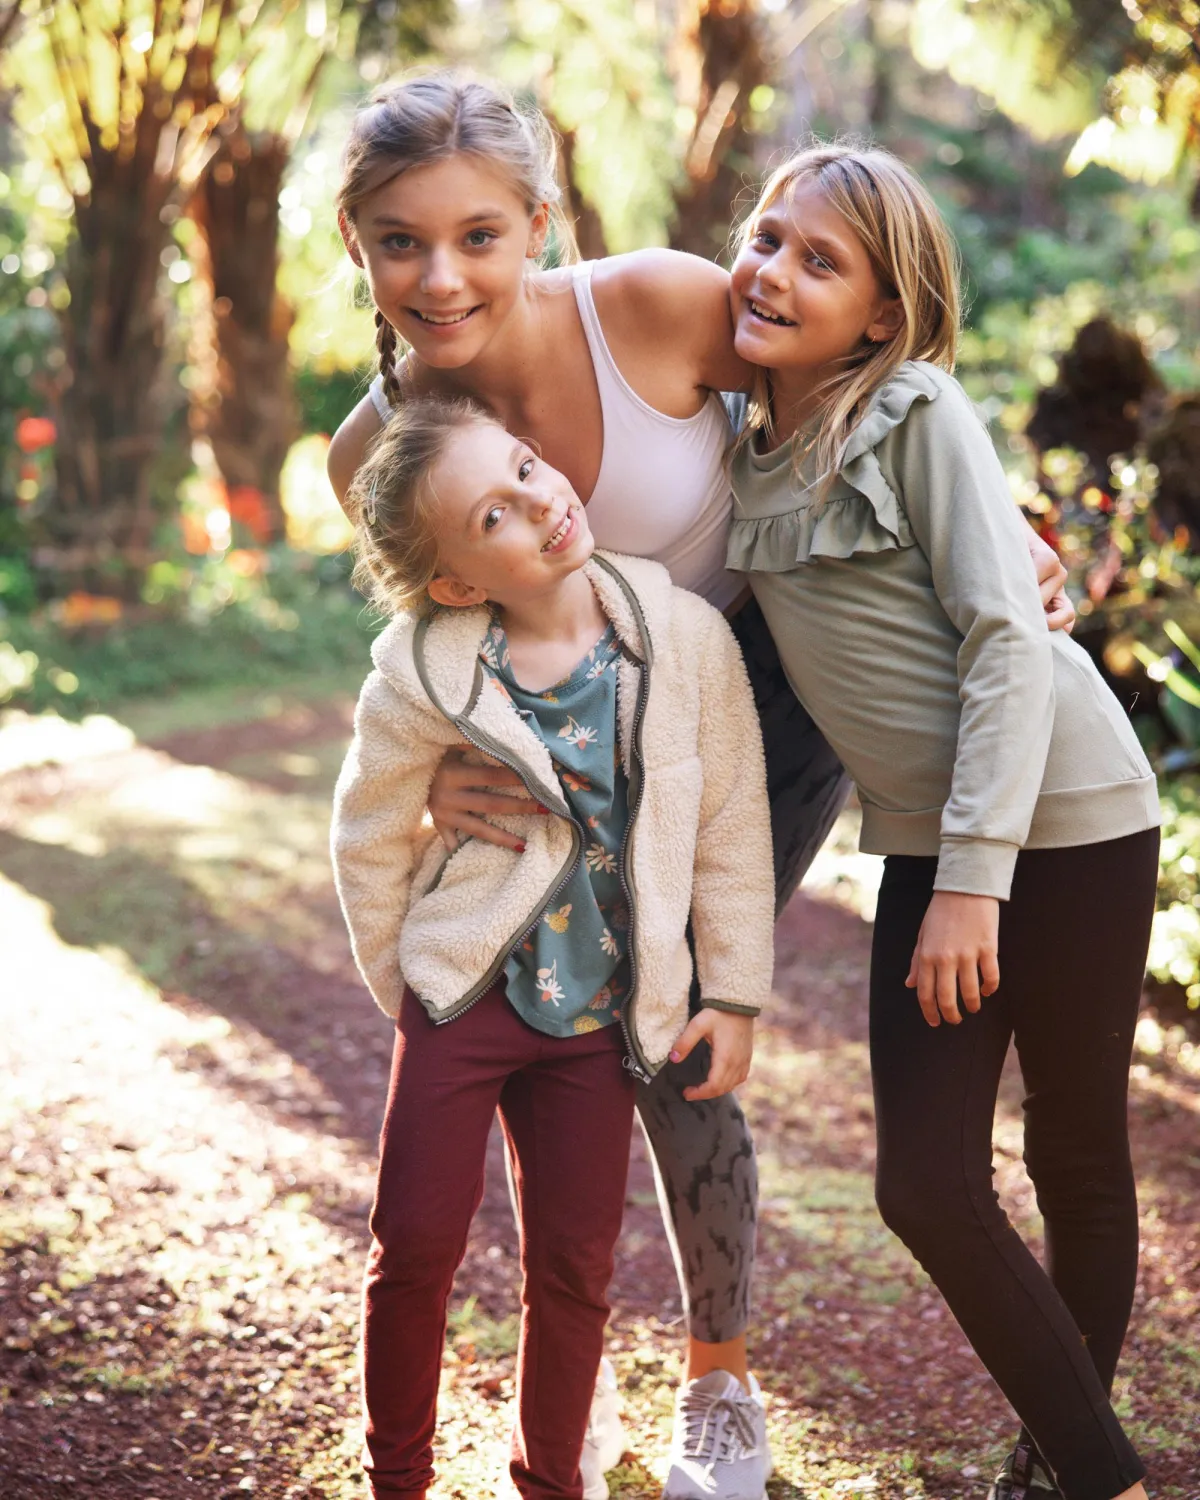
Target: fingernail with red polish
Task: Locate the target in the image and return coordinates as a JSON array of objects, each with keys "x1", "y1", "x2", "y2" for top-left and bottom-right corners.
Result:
[{"x1": 515, "y1": 843, "x2": 527, "y2": 854}]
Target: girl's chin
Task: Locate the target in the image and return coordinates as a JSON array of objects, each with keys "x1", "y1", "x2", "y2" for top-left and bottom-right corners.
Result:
[{"x1": 733, "y1": 321, "x2": 781, "y2": 362}]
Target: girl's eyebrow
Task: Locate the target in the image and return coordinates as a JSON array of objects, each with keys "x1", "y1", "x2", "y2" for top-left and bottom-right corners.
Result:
[{"x1": 370, "y1": 209, "x2": 513, "y2": 229}]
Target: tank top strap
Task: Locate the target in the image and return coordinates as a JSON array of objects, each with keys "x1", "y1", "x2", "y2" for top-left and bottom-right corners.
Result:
[{"x1": 571, "y1": 261, "x2": 626, "y2": 398}]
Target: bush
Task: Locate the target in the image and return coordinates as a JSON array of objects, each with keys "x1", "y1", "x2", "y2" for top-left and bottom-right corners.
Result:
[{"x1": 0, "y1": 547, "x2": 380, "y2": 718}]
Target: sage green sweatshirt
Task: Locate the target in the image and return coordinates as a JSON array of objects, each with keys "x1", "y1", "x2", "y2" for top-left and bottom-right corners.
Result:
[{"x1": 727, "y1": 361, "x2": 1158, "y2": 900}]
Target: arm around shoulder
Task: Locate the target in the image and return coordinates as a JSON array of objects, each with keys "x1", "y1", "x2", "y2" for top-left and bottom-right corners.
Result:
[
  {"x1": 684, "y1": 596, "x2": 775, "y2": 1014},
  {"x1": 595, "y1": 249, "x2": 751, "y2": 394}
]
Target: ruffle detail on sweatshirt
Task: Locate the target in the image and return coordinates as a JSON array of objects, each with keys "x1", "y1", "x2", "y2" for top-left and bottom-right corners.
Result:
[{"x1": 727, "y1": 362, "x2": 943, "y2": 572}]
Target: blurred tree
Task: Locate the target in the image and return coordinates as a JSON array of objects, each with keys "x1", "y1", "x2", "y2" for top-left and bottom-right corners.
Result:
[
  {"x1": 499, "y1": 0, "x2": 678, "y2": 257},
  {"x1": 186, "y1": 0, "x2": 451, "y2": 541},
  {"x1": 911, "y1": 0, "x2": 1200, "y2": 194},
  {"x1": 670, "y1": 0, "x2": 771, "y2": 257},
  {"x1": 4, "y1": 0, "x2": 243, "y2": 592}
]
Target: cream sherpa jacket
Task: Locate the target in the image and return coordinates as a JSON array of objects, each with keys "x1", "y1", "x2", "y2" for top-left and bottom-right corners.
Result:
[{"x1": 330, "y1": 552, "x2": 775, "y2": 1078}]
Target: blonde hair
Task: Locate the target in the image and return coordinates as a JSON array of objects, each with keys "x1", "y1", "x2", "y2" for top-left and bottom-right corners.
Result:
[
  {"x1": 346, "y1": 396, "x2": 498, "y2": 616},
  {"x1": 337, "y1": 71, "x2": 578, "y2": 408},
  {"x1": 734, "y1": 140, "x2": 961, "y2": 490}
]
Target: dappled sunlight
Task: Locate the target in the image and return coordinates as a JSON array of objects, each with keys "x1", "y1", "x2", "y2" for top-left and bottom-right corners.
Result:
[{"x1": 0, "y1": 709, "x2": 135, "y2": 775}]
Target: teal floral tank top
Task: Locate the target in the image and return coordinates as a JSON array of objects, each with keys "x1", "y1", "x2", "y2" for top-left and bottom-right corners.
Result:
[{"x1": 480, "y1": 618, "x2": 631, "y2": 1037}]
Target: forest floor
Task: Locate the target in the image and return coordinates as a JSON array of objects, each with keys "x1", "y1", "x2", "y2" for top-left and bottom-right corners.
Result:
[{"x1": 1, "y1": 683, "x2": 1198, "y2": 1500}]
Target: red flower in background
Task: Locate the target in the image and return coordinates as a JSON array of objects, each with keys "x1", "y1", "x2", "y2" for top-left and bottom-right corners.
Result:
[
  {"x1": 227, "y1": 486, "x2": 275, "y2": 543},
  {"x1": 15, "y1": 416, "x2": 56, "y2": 453}
]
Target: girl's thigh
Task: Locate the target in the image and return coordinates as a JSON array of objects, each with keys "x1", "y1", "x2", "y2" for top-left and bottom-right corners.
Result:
[
  {"x1": 998, "y1": 829, "x2": 1160, "y2": 1112},
  {"x1": 499, "y1": 1024, "x2": 636, "y2": 1245},
  {"x1": 372, "y1": 986, "x2": 534, "y2": 1246},
  {"x1": 868, "y1": 857, "x2": 1014, "y2": 1190}
]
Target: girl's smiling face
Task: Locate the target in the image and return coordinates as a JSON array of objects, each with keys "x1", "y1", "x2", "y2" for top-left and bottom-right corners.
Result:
[
  {"x1": 425, "y1": 420, "x2": 594, "y2": 610},
  {"x1": 730, "y1": 181, "x2": 901, "y2": 381},
  {"x1": 342, "y1": 155, "x2": 548, "y2": 369}
]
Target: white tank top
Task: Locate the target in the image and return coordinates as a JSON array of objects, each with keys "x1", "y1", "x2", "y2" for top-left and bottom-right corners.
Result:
[{"x1": 367, "y1": 260, "x2": 744, "y2": 611}]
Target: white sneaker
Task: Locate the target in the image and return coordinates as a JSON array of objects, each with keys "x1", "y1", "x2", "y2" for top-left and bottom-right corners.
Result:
[
  {"x1": 580, "y1": 1355, "x2": 625, "y2": 1500},
  {"x1": 661, "y1": 1370, "x2": 771, "y2": 1500}
]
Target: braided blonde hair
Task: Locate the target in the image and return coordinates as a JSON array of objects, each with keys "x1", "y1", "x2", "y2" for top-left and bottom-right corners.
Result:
[
  {"x1": 734, "y1": 141, "x2": 961, "y2": 490},
  {"x1": 338, "y1": 71, "x2": 578, "y2": 409},
  {"x1": 346, "y1": 395, "x2": 498, "y2": 616}
]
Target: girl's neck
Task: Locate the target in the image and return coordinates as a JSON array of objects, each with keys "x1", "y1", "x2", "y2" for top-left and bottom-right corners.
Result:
[
  {"x1": 494, "y1": 567, "x2": 608, "y2": 693},
  {"x1": 766, "y1": 363, "x2": 828, "y2": 447}
]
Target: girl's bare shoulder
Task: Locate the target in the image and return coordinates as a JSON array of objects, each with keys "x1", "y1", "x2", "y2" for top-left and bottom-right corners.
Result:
[
  {"x1": 591, "y1": 250, "x2": 746, "y2": 392},
  {"x1": 591, "y1": 249, "x2": 729, "y2": 327}
]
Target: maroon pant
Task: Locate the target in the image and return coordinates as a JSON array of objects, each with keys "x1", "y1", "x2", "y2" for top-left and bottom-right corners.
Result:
[{"x1": 361, "y1": 985, "x2": 636, "y2": 1499}]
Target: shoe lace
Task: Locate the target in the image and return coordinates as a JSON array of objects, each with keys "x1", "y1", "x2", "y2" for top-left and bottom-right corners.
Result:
[{"x1": 678, "y1": 1386, "x2": 759, "y2": 1472}]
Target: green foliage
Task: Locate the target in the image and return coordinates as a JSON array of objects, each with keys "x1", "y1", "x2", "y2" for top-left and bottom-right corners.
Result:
[
  {"x1": 0, "y1": 166, "x2": 62, "y2": 571},
  {"x1": 1149, "y1": 776, "x2": 1200, "y2": 1004},
  {"x1": 293, "y1": 362, "x2": 371, "y2": 440},
  {"x1": 494, "y1": 0, "x2": 680, "y2": 252},
  {"x1": 0, "y1": 549, "x2": 378, "y2": 719}
]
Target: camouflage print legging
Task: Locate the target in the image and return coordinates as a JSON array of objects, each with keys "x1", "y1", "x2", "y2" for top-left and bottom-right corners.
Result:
[
  {"x1": 633, "y1": 595, "x2": 849, "y2": 1342},
  {"x1": 507, "y1": 596, "x2": 849, "y2": 1342}
]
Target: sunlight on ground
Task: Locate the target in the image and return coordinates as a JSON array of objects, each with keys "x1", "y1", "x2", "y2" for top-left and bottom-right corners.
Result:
[
  {"x1": 0, "y1": 710, "x2": 135, "y2": 775},
  {"x1": 2, "y1": 705, "x2": 1197, "y2": 1497}
]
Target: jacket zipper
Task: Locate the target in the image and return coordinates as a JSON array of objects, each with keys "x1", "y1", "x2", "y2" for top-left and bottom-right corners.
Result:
[
  {"x1": 428, "y1": 718, "x2": 582, "y2": 1026},
  {"x1": 615, "y1": 658, "x2": 653, "y2": 1083}
]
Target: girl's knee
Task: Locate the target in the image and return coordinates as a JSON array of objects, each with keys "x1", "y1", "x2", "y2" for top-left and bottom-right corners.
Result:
[
  {"x1": 367, "y1": 1213, "x2": 468, "y2": 1294},
  {"x1": 874, "y1": 1165, "x2": 951, "y2": 1250}
]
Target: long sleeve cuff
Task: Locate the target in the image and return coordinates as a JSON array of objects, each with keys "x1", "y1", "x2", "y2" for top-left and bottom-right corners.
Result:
[
  {"x1": 699, "y1": 997, "x2": 762, "y2": 1017},
  {"x1": 934, "y1": 838, "x2": 1019, "y2": 901}
]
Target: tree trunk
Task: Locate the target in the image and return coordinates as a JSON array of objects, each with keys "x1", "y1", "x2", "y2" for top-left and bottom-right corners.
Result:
[
  {"x1": 670, "y1": 0, "x2": 769, "y2": 260},
  {"x1": 189, "y1": 123, "x2": 297, "y2": 545},
  {"x1": 556, "y1": 125, "x2": 609, "y2": 262},
  {"x1": 48, "y1": 145, "x2": 177, "y2": 594}
]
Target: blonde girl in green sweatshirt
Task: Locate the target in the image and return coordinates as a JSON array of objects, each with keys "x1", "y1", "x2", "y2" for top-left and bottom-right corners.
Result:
[{"x1": 726, "y1": 143, "x2": 1160, "y2": 1500}]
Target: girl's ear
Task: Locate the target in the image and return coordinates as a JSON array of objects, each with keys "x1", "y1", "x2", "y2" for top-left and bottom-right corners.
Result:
[
  {"x1": 527, "y1": 202, "x2": 550, "y2": 260},
  {"x1": 338, "y1": 210, "x2": 364, "y2": 268},
  {"x1": 866, "y1": 294, "x2": 905, "y2": 345},
  {"x1": 428, "y1": 574, "x2": 490, "y2": 609}
]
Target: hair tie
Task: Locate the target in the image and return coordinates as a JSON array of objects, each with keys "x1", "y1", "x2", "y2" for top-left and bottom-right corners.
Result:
[{"x1": 366, "y1": 478, "x2": 379, "y2": 527}]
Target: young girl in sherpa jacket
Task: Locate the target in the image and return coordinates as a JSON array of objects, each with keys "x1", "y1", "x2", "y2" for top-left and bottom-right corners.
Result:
[
  {"x1": 725, "y1": 142, "x2": 1160, "y2": 1500},
  {"x1": 330, "y1": 395, "x2": 774, "y2": 1500}
]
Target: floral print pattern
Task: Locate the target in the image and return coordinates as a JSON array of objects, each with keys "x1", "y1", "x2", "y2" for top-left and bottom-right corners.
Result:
[{"x1": 481, "y1": 620, "x2": 630, "y2": 1038}]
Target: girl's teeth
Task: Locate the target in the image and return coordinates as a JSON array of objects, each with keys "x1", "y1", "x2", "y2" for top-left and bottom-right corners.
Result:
[
  {"x1": 543, "y1": 514, "x2": 571, "y2": 550},
  {"x1": 417, "y1": 309, "x2": 474, "y2": 325}
]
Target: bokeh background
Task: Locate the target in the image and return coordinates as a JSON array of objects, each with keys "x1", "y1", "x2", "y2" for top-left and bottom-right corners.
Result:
[{"x1": 1, "y1": 3, "x2": 1199, "y2": 1497}]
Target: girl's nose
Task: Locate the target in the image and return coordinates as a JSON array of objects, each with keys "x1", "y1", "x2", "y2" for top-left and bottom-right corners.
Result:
[
  {"x1": 420, "y1": 246, "x2": 464, "y2": 298},
  {"x1": 759, "y1": 253, "x2": 789, "y2": 291}
]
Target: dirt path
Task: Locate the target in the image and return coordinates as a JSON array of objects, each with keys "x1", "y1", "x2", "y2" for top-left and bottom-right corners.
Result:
[{"x1": 1, "y1": 703, "x2": 1197, "y2": 1499}]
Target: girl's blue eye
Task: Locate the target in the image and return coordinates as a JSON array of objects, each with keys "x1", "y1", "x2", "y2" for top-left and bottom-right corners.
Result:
[
  {"x1": 484, "y1": 506, "x2": 504, "y2": 531},
  {"x1": 466, "y1": 229, "x2": 497, "y2": 248},
  {"x1": 808, "y1": 252, "x2": 835, "y2": 272},
  {"x1": 383, "y1": 233, "x2": 416, "y2": 251},
  {"x1": 518, "y1": 457, "x2": 534, "y2": 481},
  {"x1": 753, "y1": 229, "x2": 778, "y2": 249}
]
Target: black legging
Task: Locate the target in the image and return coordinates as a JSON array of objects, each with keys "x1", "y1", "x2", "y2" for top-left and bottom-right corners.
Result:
[{"x1": 870, "y1": 827, "x2": 1159, "y2": 1500}]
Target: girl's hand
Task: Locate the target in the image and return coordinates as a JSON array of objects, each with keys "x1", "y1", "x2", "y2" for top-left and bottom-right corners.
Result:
[
  {"x1": 669, "y1": 1009, "x2": 755, "y2": 1101},
  {"x1": 905, "y1": 892, "x2": 1000, "y2": 1027},
  {"x1": 428, "y1": 750, "x2": 538, "y2": 852},
  {"x1": 1027, "y1": 529, "x2": 1075, "y2": 633}
]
